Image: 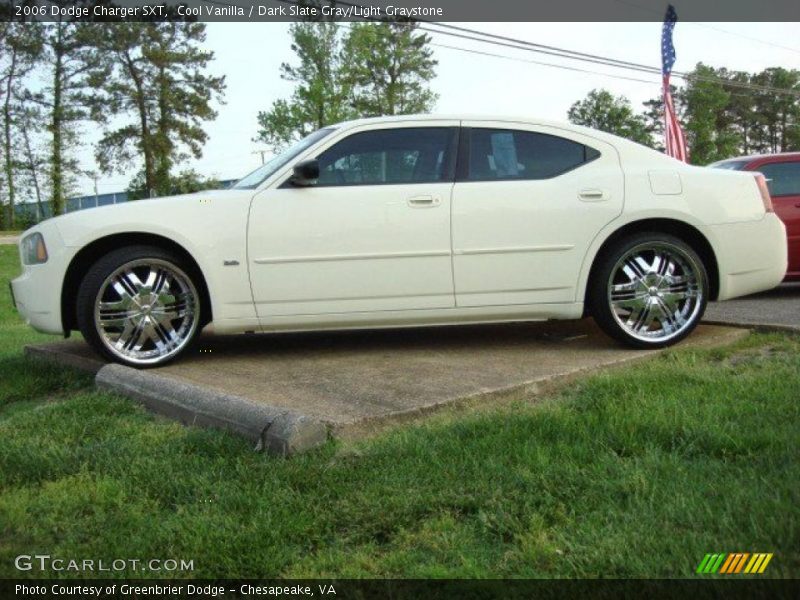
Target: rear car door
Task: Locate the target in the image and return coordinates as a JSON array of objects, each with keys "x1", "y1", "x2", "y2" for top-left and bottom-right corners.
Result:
[
  {"x1": 451, "y1": 121, "x2": 624, "y2": 307},
  {"x1": 754, "y1": 159, "x2": 800, "y2": 278}
]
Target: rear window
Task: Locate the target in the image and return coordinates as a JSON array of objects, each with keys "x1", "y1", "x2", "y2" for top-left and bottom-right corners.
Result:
[{"x1": 464, "y1": 128, "x2": 600, "y2": 181}]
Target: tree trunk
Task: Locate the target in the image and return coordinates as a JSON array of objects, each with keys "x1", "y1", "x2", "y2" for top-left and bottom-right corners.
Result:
[
  {"x1": 51, "y1": 37, "x2": 65, "y2": 216},
  {"x1": 124, "y1": 50, "x2": 154, "y2": 198},
  {"x1": 3, "y1": 47, "x2": 17, "y2": 228},
  {"x1": 21, "y1": 121, "x2": 44, "y2": 220},
  {"x1": 155, "y1": 65, "x2": 171, "y2": 196}
]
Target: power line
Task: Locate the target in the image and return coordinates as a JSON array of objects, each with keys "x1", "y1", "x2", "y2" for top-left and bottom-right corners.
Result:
[
  {"x1": 294, "y1": 0, "x2": 800, "y2": 98},
  {"x1": 415, "y1": 22, "x2": 800, "y2": 97},
  {"x1": 212, "y1": 0, "x2": 800, "y2": 98},
  {"x1": 430, "y1": 42, "x2": 761, "y2": 101},
  {"x1": 609, "y1": 0, "x2": 800, "y2": 56},
  {"x1": 431, "y1": 43, "x2": 662, "y2": 86}
]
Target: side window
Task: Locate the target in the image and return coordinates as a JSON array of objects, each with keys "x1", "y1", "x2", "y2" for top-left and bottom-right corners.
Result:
[
  {"x1": 465, "y1": 128, "x2": 600, "y2": 181},
  {"x1": 316, "y1": 127, "x2": 457, "y2": 186},
  {"x1": 757, "y1": 162, "x2": 800, "y2": 196}
]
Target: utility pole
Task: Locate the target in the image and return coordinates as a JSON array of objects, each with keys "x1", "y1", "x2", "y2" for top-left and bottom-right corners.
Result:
[
  {"x1": 93, "y1": 175, "x2": 99, "y2": 207},
  {"x1": 252, "y1": 149, "x2": 269, "y2": 165}
]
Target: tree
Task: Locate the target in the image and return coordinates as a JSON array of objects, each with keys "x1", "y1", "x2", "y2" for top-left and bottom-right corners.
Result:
[
  {"x1": 341, "y1": 21, "x2": 437, "y2": 117},
  {"x1": 720, "y1": 70, "x2": 757, "y2": 155},
  {"x1": 567, "y1": 89, "x2": 654, "y2": 147},
  {"x1": 36, "y1": 18, "x2": 107, "y2": 216},
  {"x1": 749, "y1": 68, "x2": 800, "y2": 154},
  {"x1": 255, "y1": 22, "x2": 354, "y2": 150},
  {"x1": 17, "y1": 104, "x2": 48, "y2": 221},
  {"x1": 0, "y1": 23, "x2": 43, "y2": 228},
  {"x1": 96, "y1": 23, "x2": 225, "y2": 198},
  {"x1": 682, "y1": 63, "x2": 739, "y2": 165}
]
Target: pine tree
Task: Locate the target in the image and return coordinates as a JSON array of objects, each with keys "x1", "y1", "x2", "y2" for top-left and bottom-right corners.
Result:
[
  {"x1": 36, "y1": 19, "x2": 107, "y2": 216},
  {"x1": 0, "y1": 23, "x2": 43, "y2": 227},
  {"x1": 342, "y1": 21, "x2": 437, "y2": 117},
  {"x1": 255, "y1": 22, "x2": 354, "y2": 151},
  {"x1": 96, "y1": 22, "x2": 225, "y2": 198}
]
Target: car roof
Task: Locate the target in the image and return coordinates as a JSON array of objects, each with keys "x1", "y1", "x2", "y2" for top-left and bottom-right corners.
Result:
[
  {"x1": 715, "y1": 152, "x2": 800, "y2": 165},
  {"x1": 329, "y1": 113, "x2": 671, "y2": 160}
]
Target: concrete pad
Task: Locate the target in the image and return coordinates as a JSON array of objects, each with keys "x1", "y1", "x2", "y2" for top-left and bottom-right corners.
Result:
[{"x1": 25, "y1": 319, "x2": 748, "y2": 447}]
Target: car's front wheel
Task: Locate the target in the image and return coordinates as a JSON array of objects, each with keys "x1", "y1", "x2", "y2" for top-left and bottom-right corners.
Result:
[
  {"x1": 589, "y1": 232, "x2": 708, "y2": 349},
  {"x1": 77, "y1": 245, "x2": 202, "y2": 367}
]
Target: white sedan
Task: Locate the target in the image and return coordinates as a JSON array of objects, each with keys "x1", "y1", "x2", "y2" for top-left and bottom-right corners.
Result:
[{"x1": 11, "y1": 115, "x2": 787, "y2": 367}]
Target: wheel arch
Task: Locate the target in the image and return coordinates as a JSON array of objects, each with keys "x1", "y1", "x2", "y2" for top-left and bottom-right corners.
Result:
[
  {"x1": 581, "y1": 217, "x2": 720, "y2": 316},
  {"x1": 61, "y1": 232, "x2": 213, "y2": 335}
]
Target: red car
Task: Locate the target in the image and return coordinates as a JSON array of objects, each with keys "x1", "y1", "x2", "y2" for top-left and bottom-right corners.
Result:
[{"x1": 712, "y1": 152, "x2": 800, "y2": 281}]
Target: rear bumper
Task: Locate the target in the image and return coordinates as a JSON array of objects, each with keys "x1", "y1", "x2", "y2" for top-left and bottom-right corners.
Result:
[{"x1": 712, "y1": 213, "x2": 788, "y2": 301}]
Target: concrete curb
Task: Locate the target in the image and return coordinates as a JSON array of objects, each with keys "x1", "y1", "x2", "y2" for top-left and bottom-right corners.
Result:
[
  {"x1": 703, "y1": 320, "x2": 800, "y2": 335},
  {"x1": 25, "y1": 344, "x2": 105, "y2": 375},
  {"x1": 95, "y1": 364, "x2": 328, "y2": 456}
]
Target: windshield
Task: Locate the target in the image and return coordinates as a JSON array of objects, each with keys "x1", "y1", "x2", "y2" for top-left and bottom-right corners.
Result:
[{"x1": 233, "y1": 128, "x2": 335, "y2": 189}]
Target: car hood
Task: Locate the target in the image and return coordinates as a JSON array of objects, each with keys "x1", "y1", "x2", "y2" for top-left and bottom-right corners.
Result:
[{"x1": 40, "y1": 188, "x2": 254, "y2": 248}]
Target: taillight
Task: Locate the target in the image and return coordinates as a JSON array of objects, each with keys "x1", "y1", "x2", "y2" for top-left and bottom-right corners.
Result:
[{"x1": 754, "y1": 173, "x2": 774, "y2": 213}]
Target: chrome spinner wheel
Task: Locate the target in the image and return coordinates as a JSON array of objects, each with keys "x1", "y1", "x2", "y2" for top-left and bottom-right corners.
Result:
[
  {"x1": 93, "y1": 259, "x2": 200, "y2": 366},
  {"x1": 607, "y1": 241, "x2": 704, "y2": 344}
]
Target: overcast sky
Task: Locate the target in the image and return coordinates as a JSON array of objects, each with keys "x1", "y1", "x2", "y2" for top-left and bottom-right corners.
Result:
[{"x1": 72, "y1": 21, "x2": 800, "y2": 197}]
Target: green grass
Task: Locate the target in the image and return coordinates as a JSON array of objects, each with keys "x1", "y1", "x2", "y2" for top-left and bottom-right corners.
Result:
[{"x1": 0, "y1": 245, "x2": 797, "y2": 579}]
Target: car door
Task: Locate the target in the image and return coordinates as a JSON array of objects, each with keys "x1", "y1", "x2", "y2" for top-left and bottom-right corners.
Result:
[
  {"x1": 451, "y1": 121, "x2": 624, "y2": 307},
  {"x1": 247, "y1": 123, "x2": 459, "y2": 319},
  {"x1": 754, "y1": 159, "x2": 800, "y2": 277}
]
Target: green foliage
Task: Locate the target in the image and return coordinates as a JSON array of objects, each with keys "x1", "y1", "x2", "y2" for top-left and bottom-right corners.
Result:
[
  {"x1": 342, "y1": 22, "x2": 437, "y2": 117},
  {"x1": 567, "y1": 89, "x2": 655, "y2": 147},
  {"x1": 255, "y1": 22, "x2": 438, "y2": 151},
  {"x1": 682, "y1": 64, "x2": 740, "y2": 165},
  {"x1": 0, "y1": 23, "x2": 44, "y2": 229},
  {"x1": 32, "y1": 21, "x2": 109, "y2": 217},
  {"x1": 638, "y1": 63, "x2": 800, "y2": 164},
  {"x1": 255, "y1": 22, "x2": 354, "y2": 151},
  {"x1": 126, "y1": 168, "x2": 221, "y2": 200},
  {"x1": 95, "y1": 23, "x2": 226, "y2": 198}
]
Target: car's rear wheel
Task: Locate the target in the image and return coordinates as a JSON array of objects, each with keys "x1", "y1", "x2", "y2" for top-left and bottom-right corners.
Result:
[
  {"x1": 77, "y1": 246, "x2": 201, "y2": 367},
  {"x1": 589, "y1": 232, "x2": 708, "y2": 348}
]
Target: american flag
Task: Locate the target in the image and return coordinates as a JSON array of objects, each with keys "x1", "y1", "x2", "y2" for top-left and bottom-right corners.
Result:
[{"x1": 661, "y1": 4, "x2": 688, "y2": 161}]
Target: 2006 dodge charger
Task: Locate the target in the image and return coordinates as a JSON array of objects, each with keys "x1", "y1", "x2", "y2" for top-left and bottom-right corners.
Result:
[{"x1": 10, "y1": 115, "x2": 787, "y2": 367}]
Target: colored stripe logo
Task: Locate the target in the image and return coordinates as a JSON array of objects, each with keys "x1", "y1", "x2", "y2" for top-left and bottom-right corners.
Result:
[{"x1": 696, "y1": 553, "x2": 773, "y2": 574}]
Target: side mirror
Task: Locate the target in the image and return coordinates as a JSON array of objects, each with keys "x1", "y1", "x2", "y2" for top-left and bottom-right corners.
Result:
[{"x1": 290, "y1": 159, "x2": 320, "y2": 187}]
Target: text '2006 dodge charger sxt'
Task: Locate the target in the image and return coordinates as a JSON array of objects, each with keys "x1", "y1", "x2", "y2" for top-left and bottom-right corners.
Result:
[{"x1": 11, "y1": 115, "x2": 787, "y2": 367}]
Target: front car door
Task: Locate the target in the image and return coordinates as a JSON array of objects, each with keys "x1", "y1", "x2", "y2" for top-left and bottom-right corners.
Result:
[
  {"x1": 451, "y1": 121, "x2": 624, "y2": 307},
  {"x1": 247, "y1": 122, "x2": 459, "y2": 320},
  {"x1": 752, "y1": 158, "x2": 800, "y2": 279}
]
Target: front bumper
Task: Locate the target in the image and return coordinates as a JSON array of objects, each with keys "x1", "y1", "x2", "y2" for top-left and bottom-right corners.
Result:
[
  {"x1": 712, "y1": 213, "x2": 788, "y2": 301},
  {"x1": 10, "y1": 224, "x2": 71, "y2": 336},
  {"x1": 11, "y1": 260, "x2": 66, "y2": 336}
]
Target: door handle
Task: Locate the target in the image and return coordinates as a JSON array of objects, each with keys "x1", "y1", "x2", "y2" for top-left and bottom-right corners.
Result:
[
  {"x1": 407, "y1": 195, "x2": 440, "y2": 207},
  {"x1": 578, "y1": 189, "x2": 609, "y2": 202}
]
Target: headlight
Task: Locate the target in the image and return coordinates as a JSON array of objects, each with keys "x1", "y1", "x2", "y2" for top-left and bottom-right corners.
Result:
[{"x1": 20, "y1": 232, "x2": 48, "y2": 265}]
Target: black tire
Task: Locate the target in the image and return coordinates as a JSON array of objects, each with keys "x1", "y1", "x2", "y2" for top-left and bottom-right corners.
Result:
[
  {"x1": 76, "y1": 245, "x2": 202, "y2": 368},
  {"x1": 588, "y1": 232, "x2": 709, "y2": 349}
]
